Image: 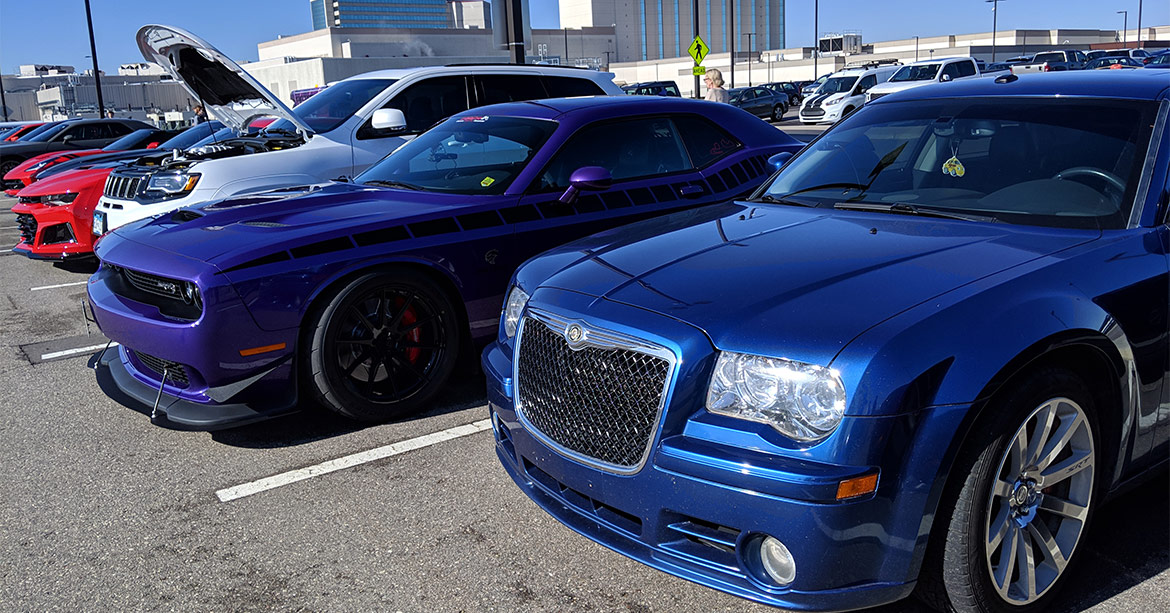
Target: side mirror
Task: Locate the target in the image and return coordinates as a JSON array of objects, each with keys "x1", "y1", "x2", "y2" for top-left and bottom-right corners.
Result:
[
  {"x1": 767, "y1": 151, "x2": 794, "y2": 170},
  {"x1": 61, "y1": 134, "x2": 75, "y2": 144},
  {"x1": 940, "y1": 73, "x2": 954, "y2": 82},
  {"x1": 371, "y1": 108, "x2": 407, "y2": 132},
  {"x1": 559, "y1": 166, "x2": 612, "y2": 204}
]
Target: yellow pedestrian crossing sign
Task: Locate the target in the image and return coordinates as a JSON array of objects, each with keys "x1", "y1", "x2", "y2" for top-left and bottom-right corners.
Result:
[{"x1": 688, "y1": 36, "x2": 709, "y2": 65}]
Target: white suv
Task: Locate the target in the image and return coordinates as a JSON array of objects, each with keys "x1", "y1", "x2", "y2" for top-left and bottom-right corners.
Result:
[
  {"x1": 864, "y1": 57, "x2": 981, "y2": 103},
  {"x1": 93, "y1": 25, "x2": 623, "y2": 235},
  {"x1": 798, "y1": 64, "x2": 899, "y2": 125}
]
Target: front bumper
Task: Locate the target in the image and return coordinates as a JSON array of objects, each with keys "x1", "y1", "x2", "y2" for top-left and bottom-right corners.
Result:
[
  {"x1": 481, "y1": 290, "x2": 966, "y2": 611},
  {"x1": 87, "y1": 239, "x2": 301, "y2": 429},
  {"x1": 96, "y1": 190, "x2": 206, "y2": 235},
  {"x1": 799, "y1": 106, "x2": 841, "y2": 124},
  {"x1": 13, "y1": 202, "x2": 96, "y2": 260}
]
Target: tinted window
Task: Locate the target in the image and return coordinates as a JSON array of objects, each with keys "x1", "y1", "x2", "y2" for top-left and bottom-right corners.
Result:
[
  {"x1": 538, "y1": 117, "x2": 691, "y2": 191},
  {"x1": 157, "y1": 121, "x2": 225, "y2": 150},
  {"x1": 356, "y1": 116, "x2": 556, "y2": 195},
  {"x1": 66, "y1": 123, "x2": 112, "y2": 140},
  {"x1": 267, "y1": 78, "x2": 393, "y2": 134},
  {"x1": 104, "y1": 129, "x2": 164, "y2": 151},
  {"x1": 956, "y1": 61, "x2": 978, "y2": 77},
  {"x1": 23, "y1": 122, "x2": 64, "y2": 141},
  {"x1": 387, "y1": 76, "x2": 470, "y2": 133},
  {"x1": 476, "y1": 74, "x2": 547, "y2": 105},
  {"x1": 107, "y1": 122, "x2": 134, "y2": 137},
  {"x1": 941, "y1": 63, "x2": 963, "y2": 80},
  {"x1": 543, "y1": 76, "x2": 605, "y2": 97},
  {"x1": 762, "y1": 98, "x2": 1157, "y2": 229},
  {"x1": 674, "y1": 114, "x2": 743, "y2": 168},
  {"x1": 857, "y1": 75, "x2": 877, "y2": 94}
]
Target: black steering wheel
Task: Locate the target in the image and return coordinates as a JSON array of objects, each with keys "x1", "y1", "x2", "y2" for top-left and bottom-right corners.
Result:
[{"x1": 1053, "y1": 167, "x2": 1126, "y2": 194}]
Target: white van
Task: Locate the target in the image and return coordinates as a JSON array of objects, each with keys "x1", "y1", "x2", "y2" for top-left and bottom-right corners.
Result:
[
  {"x1": 798, "y1": 64, "x2": 899, "y2": 124},
  {"x1": 865, "y1": 57, "x2": 981, "y2": 103},
  {"x1": 93, "y1": 25, "x2": 623, "y2": 235}
]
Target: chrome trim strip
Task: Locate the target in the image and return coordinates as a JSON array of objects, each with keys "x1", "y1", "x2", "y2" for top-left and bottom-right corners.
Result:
[
  {"x1": 512, "y1": 307, "x2": 678, "y2": 475},
  {"x1": 1128, "y1": 99, "x2": 1168, "y2": 229}
]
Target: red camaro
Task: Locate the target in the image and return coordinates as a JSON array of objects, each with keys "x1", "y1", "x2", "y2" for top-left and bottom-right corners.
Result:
[
  {"x1": 1, "y1": 123, "x2": 44, "y2": 142},
  {"x1": 3, "y1": 128, "x2": 174, "y2": 196},
  {"x1": 12, "y1": 166, "x2": 111, "y2": 260}
]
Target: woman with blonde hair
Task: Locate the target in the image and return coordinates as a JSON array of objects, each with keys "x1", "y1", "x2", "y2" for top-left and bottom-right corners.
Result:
[{"x1": 704, "y1": 68, "x2": 729, "y2": 103}]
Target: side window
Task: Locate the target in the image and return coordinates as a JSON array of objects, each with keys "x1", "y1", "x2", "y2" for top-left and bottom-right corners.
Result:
[
  {"x1": 941, "y1": 63, "x2": 963, "y2": 80},
  {"x1": 475, "y1": 75, "x2": 547, "y2": 106},
  {"x1": 957, "y1": 61, "x2": 978, "y2": 78},
  {"x1": 106, "y1": 122, "x2": 133, "y2": 137},
  {"x1": 673, "y1": 114, "x2": 743, "y2": 169},
  {"x1": 542, "y1": 76, "x2": 605, "y2": 97},
  {"x1": 663, "y1": 84, "x2": 680, "y2": 96},
  {"x1": 385, "y1": 77, "x2": 470, "y2": 133},
  {"x1": 856, "y1": 74, "x2": 877, "y2": 95},
  {"x1": 537, "y1": 116, "x2": 691, "y2": 191},
  {"x1": 741, "y1": 89, "x2": 757, "y2": 101}
]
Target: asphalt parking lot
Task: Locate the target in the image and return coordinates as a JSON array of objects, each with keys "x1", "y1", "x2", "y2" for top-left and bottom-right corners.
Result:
[{"x1": 1, "y1": 119, "x2": 1167, "y2": 612}]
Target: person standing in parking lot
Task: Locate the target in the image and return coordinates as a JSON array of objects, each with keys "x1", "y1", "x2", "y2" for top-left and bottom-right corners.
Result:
[
  {"x1": 193, "y1": 105, "x2": 208, "y2": 123},
  {"x1": 704, "y1": 69, "x2": 729, "y2": 104}
]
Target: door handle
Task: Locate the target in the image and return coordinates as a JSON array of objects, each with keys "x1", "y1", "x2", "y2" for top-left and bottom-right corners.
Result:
[{"x1": 679, "y1": 185, "x2": 705, "y2": 198}]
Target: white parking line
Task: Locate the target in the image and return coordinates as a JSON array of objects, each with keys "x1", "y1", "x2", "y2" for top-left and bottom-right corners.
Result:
[
  {"x1": 216, "y1": 417, "x2": 492, "y2": 503},
  {"x1": 40, "y1": 342, "x2": 118, "y2": 361},
  {"x1": 31, "y1": 281, "x2": 89, "y2": 291}
]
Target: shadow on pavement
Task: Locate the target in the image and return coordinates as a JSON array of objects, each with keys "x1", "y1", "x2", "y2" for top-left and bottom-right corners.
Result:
[{"x1": 52, "y1": 257, "x2": 99, "y2": 275}]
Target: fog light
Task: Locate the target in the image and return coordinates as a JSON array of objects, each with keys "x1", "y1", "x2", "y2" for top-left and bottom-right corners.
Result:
[{"x1": 760, "y1": 536, "x2": 796, "y2": 585}]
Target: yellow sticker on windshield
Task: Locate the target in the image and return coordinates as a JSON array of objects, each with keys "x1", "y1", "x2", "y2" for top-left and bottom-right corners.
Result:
[
  {"x1": 480, "y1": 176, "x2": 496, "y2": 187},
  {"x1": 942, "y1": 155, "x2": 966, "y2": 177}
]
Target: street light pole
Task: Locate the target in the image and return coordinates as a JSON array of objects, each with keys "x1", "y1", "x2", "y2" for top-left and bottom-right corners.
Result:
[
  {"x1": 727, "y1": 0, "x2": 735, "y2": 89},
  {"x1": 984, "y1": 0, "x2": 1007, "y2": 63},
  {"x1": 744, "y1": 32, "x2": 755, "y2": 86},
  {"x1": 692, "y1": 0, "x2": 700, "y2": 99},
  {"x1": 914, "y1": 36, "x2": 919, "y2": 62},
  {"x1": 1118, "y1": 11, "x2": 1128, "y2": 47},
  {"x1": 83, "y1": 0, "x2": 105, "y2": 117},
  {"x1": 0, "y1": 73, "x2": 8, "y2": 121},
  {"x1": 1137, "y1": 0, "x2": 1142, "y2": 44}
]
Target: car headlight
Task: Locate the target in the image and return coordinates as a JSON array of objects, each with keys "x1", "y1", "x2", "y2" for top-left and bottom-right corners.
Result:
[
  {"x1": 706, "y1": 351, "x2": 846, "y2": 442},
  {"x1": 825, "y1": 97, "x2": 843, "y2": 106},
  {"x1": 146, "y1": 173, "x2": 200, "y2": 196},
  {"x1": 503, "y1": 285, "x2": 529, "y2": 338},
  {"x1": 42, "y1": 193, "x2": 79, "y2": 206}
]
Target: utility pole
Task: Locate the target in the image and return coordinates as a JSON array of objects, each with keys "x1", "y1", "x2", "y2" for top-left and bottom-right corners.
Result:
[
  {"x1": 0, "y1": 73, "x2": 8, "y2": 121},
  {"x1": 692, "y1": 0, "x2": 700, "y2": 99},
  {"x1": 1137, "y1": 0, "x2": 1143, "y2": 44},
  {"x1": 84, "y1": 0, "x2": 105, "y2": 117},
  {"x1": 727, "y1": 0, "x2": 735, "y2": 88},
  {"x1": 1118, "y1": 11, "x2": 1128, "y2": 47},
  {"x1": 914, "y1": 36, "x2": 919, "y2": 62}
]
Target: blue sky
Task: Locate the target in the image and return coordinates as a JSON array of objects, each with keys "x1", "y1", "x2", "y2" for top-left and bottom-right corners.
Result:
[{"x1": 1, "y1": 1, "x2": 1167, "y2": 74}]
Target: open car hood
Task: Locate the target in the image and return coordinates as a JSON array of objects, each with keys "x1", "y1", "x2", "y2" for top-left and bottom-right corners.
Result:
[{"x1": 137, "y1": 25, "x2": 311, "y2": 136}]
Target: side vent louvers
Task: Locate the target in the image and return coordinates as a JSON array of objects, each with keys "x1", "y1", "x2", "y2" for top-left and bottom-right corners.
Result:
[
  {"x1": 408, "y1": 218, "x2": 460, "y2": 237},
  {"x1": 353, "y1": 225, "x2": 410, "y2": 247},
  {"x1": 289, "y1": 237, "x2": 354, "y2": 259}
]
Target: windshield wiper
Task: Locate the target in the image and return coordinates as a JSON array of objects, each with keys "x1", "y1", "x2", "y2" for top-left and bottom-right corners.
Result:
[
  {"x1": 747, "y1": 194, "x2": 816, "y2": 207},
  {"x1": 362, "y1": 179, "x2": 424, "y2": 191},
  {"x1": 833, "y1": 201, "x2": 1001, "y2": 223}
]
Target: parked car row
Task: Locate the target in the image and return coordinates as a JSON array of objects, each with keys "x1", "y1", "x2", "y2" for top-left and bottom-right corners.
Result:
[{"x1": 5, "y1": 22, "x2": 1168, "y2": 613}]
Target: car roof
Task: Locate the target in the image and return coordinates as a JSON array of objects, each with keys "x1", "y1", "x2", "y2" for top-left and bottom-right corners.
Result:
[
  {"x1": 448, "y1": 95, "x2": 752, "y2": 121},
  {"x1": 871, "y1": 70, "x2": 1170, "y2": 103},
  {"x1": 341, "y1": 64, "x2": 612, "y2": 82},
  {"x1": 902, "y1": 57, "x2": 972, "y2": 66}
]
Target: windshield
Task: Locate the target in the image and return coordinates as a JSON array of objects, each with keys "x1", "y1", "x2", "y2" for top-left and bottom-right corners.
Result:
[
  {"x1": 27, "y1": 122, "x2": 70, "y2": 142},
  {"x1": 104, "y1": 129, "x2": 162, "y2": 151},
  {"x1": 890, "y1": 64, "x2": 941, "y2": 82},
  {"x1": 189, "y1": 127, "x2": 236, "y2": 148},
  {"x1": 18, "y1": 122, "x2": 58, "y2": 141},
  {"x1": 158, "y1": 121, "x2": 225, "y2": 150},
  {"x1": 266, "y1": 78, "x2": 394, "y2": 135},
  {"x1": 355, "y1": 115, "x2": 557, "y2": 195},
  {"x1": 819, "y1": 76, "x2": 859, "y2": 95},
  {"x1": 759, "y1": 98, "x2": 1156, "y2": 229}
]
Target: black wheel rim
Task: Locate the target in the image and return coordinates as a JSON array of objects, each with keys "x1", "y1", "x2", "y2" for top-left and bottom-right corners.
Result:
[{"x1": 327, "y1": 285, "x2": 447, "y2": 404}]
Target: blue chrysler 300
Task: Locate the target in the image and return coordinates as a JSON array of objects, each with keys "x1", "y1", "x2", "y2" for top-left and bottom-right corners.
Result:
[
  {"x1": 484, "y1": 72, "x2": 1170, "y2": 611},
  {"x1": 87, "y1": 97, "x2": 801, "y2": 429}
]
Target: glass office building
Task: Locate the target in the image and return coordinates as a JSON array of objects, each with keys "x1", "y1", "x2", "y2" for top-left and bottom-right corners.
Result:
[{"x1": 310, "y1": 0, "x2": 453, "y2": 30}]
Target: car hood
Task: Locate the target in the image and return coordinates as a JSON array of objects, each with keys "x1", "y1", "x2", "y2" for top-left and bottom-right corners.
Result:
[
  {"x1": 867, "y1": 80, "x2": 931, "y2": 95},
  {"x1": 137, "y1": 25, "x2": 310, "y2": 135},
  {"x1": 37, "y1": 150, "x2": 143, "y2": 179},
  {"x1": 525, "y1": 203, "x2": 1098, "y2": 366},
  {"x1": 18, "y1": 167, "x2": 110, "y2": 197},
  {"x1": 11, "y1": 149, "x2": 104, "y2": 176},
  {"x1": 108, "y1": 182, "x2": 513, "y2": 270}
]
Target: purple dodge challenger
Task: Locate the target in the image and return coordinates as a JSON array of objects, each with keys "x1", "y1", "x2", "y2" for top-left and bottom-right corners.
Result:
[{"x1": 87, "y1": 96, "x2": 803, "y2": 429}]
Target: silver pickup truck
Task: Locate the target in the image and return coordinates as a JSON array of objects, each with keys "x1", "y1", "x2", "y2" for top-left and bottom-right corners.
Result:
[{"x1": 1010, "y1": 50, "x2": 1087, "y2": 73}]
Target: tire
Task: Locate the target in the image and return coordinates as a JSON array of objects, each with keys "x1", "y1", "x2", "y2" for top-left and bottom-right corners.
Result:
[
  {"x1": 306, "y1": 270, "x2": 460, "y2": 423},
  {"x1": 918, "y1": 367, "x2": 1100, "y2": 613},
  {"x1": 0, "y1": 159, "x2": 18, "y2": 179},
  {"x1": 771, "y1": 105, "x2": 785, "y2": 121}
]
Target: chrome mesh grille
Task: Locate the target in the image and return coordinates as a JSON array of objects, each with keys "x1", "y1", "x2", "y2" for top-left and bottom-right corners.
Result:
[
  {"x1": 103, "y1": 174, "x2": 142, "y2": 199},
  {"x1": 516, "y1": 317, "x2": 670, "y2": 470},
  {"x1": 133, "y1": 350, "x2": 190, "y2": 387}
]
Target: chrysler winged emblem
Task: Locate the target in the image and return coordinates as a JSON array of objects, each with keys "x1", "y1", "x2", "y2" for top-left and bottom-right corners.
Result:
[{"x1": 565, "y1": 323, "x2": 584, "y2": 344}]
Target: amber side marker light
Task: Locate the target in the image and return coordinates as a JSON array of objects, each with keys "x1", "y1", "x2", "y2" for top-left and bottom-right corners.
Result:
[
  {"x1": 836, "y1": 473, "x2": 879, "y2": 500},
  {"x1": 239, "y1": 343, "x2": 287, "y2": 357}
]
